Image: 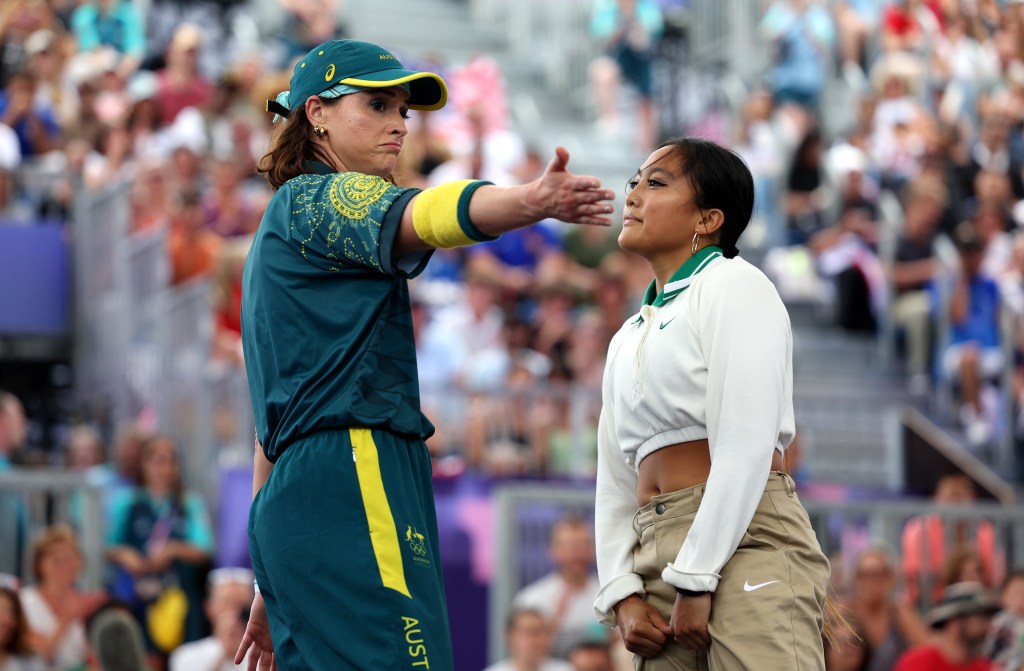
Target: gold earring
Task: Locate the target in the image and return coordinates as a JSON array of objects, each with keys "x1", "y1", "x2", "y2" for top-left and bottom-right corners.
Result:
[
  {"x1": 691, "y1": 231, "x2": 700, "y2": 256},
  {"x1": 313, "y1": 125, "x2": 326, "y2": 138}
]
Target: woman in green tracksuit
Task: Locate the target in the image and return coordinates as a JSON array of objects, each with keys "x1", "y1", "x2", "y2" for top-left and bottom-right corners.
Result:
[{"x1": 234, "y1": 39, "x2": 614, "y2": 671}]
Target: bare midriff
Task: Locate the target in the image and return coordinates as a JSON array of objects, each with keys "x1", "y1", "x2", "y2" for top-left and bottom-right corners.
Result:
[{"x1": 636, "y1": 439, "x2": 784, "y2": 508}]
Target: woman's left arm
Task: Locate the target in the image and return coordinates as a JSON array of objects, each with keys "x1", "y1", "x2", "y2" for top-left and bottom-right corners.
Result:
[{"x1": 663, "y1": 265, "x2": 793, "y2": 627}]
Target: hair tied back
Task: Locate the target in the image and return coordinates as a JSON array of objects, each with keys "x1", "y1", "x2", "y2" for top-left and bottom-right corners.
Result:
[{"x1": 266, "y1": 91, "x2": 292, "y2": 123}]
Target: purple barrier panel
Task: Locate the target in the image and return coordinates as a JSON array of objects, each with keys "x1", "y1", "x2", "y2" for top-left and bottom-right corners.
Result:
[
  {"x1": 435, "y1": 474, "x2": 492, "y2": 671},
  {"x1": 216, "y1": 466, "x2": 254, "y2": 569},
  {"x1": 0, "y1": 222, "x2": 70, "y2": 335}
]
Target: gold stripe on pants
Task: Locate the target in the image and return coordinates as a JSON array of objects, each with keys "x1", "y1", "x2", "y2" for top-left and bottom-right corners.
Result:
[{"x1": 350, "y1": 428, "x2": 410, "y2": 598}]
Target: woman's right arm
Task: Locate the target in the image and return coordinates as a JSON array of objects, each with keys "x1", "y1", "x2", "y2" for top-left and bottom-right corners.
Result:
[
  {"x1": 237, "y1": 438, "x2": 277, "y2": 670},
  {"x1": 593, "y1": 402, "x2": 644, "y2": 626},
  {"x1": 393, "y1": 147, "x2": 614, "y2": 257},
  {"x1": 594, "y1": 398, "x2": 672, "y2": 657}
]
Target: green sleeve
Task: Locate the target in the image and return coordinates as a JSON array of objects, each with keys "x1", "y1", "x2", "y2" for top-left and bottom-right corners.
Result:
[{"x1": 280, "y1": 172, "x2": 430, "y2": 277}]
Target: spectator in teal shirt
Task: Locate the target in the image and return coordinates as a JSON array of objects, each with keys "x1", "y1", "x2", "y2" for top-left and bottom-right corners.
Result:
[
  {"x1": 105, "y1": 435, "x2": 214, "y2": 658},
  {"x1": 69, "y1": 0, "x2": 145, "y2": 76}
]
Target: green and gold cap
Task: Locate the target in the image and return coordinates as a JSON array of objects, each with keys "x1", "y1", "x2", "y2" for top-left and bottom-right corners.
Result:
[{"x1": 267, "y1": 39, "x2": 447, "y2": 120}]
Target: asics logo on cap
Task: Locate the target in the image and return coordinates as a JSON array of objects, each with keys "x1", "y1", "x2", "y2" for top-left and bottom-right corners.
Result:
[{"x1": 380, "y1": 54, "x2": 396, "y2": 60}]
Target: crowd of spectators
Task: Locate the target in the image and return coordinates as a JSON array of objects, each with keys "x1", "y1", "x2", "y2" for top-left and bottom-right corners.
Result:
[
  {"x1": 736, "y1": 0, "x2": 1024, "y2": 461},
  {"x1": 3, "y1": 0, "x2": 1024, "y2": 669}
]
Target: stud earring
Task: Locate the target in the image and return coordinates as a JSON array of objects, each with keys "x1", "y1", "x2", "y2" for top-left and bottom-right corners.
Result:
[{"x1": 313, "y1": 125, "x2": 326, "y2": 138}]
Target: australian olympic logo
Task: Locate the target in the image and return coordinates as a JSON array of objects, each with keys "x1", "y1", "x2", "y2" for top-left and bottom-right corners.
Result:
[{"x1": 405, "y1": 525, "x2": 429, "y2": 564}]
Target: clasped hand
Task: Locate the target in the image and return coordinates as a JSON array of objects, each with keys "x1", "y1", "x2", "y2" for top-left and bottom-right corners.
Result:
[{"x1": 615, "y1": 592, "x2": 712, "y2": 659}]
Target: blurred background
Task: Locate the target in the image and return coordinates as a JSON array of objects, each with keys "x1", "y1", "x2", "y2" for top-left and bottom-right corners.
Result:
[{"x1": 2, "y1": 0, "x2": 1024, "y2": 669}]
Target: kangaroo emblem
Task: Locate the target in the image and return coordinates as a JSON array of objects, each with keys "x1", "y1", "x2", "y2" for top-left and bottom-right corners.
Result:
[{"x1": 406, "y1": 526, "x2": 428, "y2": 556}]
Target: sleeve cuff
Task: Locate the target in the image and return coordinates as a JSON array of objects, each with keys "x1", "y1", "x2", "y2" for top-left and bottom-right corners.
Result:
[
  {"x1": 456, "y1": 180, "x2": 497, "y2": 242},
  {"x1": 593, "y1": 574, "x2": 645, "y2": 628},
  {"x1": 661, "y1": 563, "x2": 721, "y2": 593}
]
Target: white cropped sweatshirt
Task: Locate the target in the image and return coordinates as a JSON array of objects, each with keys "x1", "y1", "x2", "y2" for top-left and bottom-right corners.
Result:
[{"x1": 593, "y1": 248, "x2": 795, "y2": 627}]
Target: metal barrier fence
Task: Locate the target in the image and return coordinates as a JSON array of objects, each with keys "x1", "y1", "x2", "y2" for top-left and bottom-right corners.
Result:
[
  {"x1": 71, "y1": 181, "x2": 254, "y2": 508},
  {"x1": 72, "y1": 179, "x2": 134, "y2": 426},
  {"x1": 0, "y1": 470, "x2": 105, "y2": 590},
  {"x1": 489, "y1": 482, "x2": 1024, "y2": 664}
]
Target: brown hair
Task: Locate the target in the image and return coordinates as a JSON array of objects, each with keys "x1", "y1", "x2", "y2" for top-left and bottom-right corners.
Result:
[
  {"x1": 658, "y1": 137, "x2": 754, "y2": 259},
  {"x1": 138, "y1": 435, "x2": 184, "y2": 504},
  {"x1": 823, "y1": 589, "x2": 860, "y2": 651},
  {"x1": 257, "y1": 98, "x2": 343, "y2": 190},
  {"x1": 942, "y1": 546, "x2": 989, "y2": 588},
  {"x1": 0, "y1": 587, "x2": 32, "y2": 655},
  {"x1": 31, "y1": 524, "x2": 80, "y2": 581}
]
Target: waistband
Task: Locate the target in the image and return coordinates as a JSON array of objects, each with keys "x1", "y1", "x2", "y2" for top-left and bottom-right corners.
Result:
[{"x1": 633, "y1": 471, "x2": 795, "y2": 534}]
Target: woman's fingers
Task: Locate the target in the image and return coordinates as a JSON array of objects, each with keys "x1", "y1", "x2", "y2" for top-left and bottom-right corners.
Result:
[
  {"x1": 235, "y1": 632, "x2": 253, "y2": 665},
  {"x1": 625, "y1": 620, "x2": 669, "y2": 657},
  {"x1": 545, "y1": 146, "x2": 571, "y2": 174}
]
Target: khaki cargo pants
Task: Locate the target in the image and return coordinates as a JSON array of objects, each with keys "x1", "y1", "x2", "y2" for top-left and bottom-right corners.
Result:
[{"x1": 632, "y1": 472, "x2": 829, "y2": 671}]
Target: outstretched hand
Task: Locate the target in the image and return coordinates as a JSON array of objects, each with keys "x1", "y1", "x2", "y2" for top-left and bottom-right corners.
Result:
[
  {"x1": 236, "y1": 593, "x2": 276, "y2": 671},
  {"x1": 527, "y1": 147, "x2": 616, "y2": 227}
]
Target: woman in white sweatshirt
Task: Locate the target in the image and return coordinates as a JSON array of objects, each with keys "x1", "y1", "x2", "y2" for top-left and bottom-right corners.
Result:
[{"x1": 594, "y1": 137, "x2": 830, "y2": 670}]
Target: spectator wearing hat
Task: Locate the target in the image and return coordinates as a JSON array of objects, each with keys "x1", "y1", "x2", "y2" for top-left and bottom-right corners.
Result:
[
  {"x1": 983, "y1": 570, "x2": 1024, "y2": 670},
  {"x1": 868, "y1": 53, "x2": 929, "y2": 193},
  {"x1": 892, "y1": 581, "x2": 999, "y2": 671}
]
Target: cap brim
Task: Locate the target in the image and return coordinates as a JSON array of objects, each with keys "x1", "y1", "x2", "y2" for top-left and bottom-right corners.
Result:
[
  {"x1": 927, "y1": 603, "x2": 1001, "y2": 628},
  {"x1": 340, "y1": 71, "x2": 448, "y2": 111}
]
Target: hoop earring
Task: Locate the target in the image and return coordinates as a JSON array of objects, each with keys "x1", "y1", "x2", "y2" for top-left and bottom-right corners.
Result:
[
  {"x1": 691, "y1": 231, "x2": 700, "y2": 256},
  {"x1": 313, "y1": 125, "x2": 326, "y2": 138}
]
